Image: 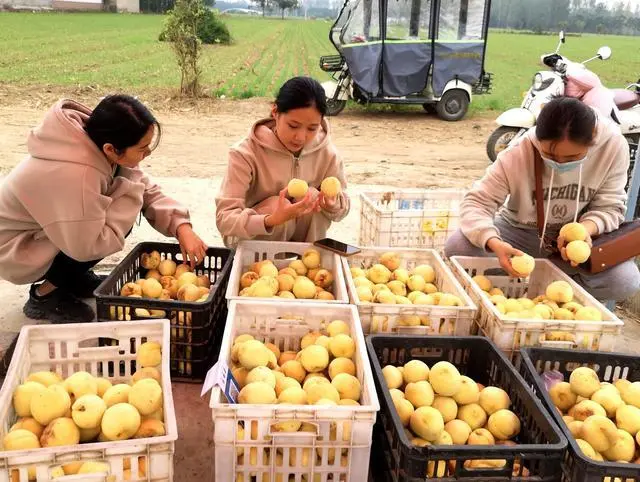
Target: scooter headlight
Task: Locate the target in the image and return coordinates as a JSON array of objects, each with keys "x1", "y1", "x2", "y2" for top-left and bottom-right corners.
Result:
[{"x1": 532, "y1": 73, "x2": 543, "y2": 90}]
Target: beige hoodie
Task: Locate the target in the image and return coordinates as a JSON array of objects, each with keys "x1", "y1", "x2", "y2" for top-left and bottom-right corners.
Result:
[
  {"x1": 0, "y1": 99, "x2": 190, "y2": 285},
  {"x1": 215, "y1": 118, "x2": 349, "y2": 244},
  {"x1": 461, "y1": 113, "x2": 629, "y2": 249}
]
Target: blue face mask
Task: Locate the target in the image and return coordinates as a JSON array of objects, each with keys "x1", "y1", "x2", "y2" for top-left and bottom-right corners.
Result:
[{"x1": 542, "y1": 156, "x2": 586, "y2": 173}]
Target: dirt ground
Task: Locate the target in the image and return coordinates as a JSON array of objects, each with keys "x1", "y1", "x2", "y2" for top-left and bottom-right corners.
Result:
[
  {"x1": 0, "y1": 91, "x2": 502, "y2": 481},
  {"x1": 1, "y1": 87, "x2": 640, "y2": 481},
  {"x1": 0, "y1": 84, "x2": 495, "y2": 186}
]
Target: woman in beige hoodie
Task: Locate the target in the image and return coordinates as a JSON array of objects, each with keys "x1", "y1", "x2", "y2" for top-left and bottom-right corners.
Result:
[
  {"x1": 445, "y1": 97, "x2": 639, "y2": 301},
  {"x1": 0, "y1": 95, "x2": 207, "y2": 322},
  {"x1": 216, "y1": 77, "x2": 350, "y2": 248}
]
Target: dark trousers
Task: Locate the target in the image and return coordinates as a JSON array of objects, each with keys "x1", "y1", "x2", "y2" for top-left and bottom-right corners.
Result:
[
  {"x1": 40, "y1": 252, "x2": 102, "y2": 291},
  {"x1": 39, "y1": 223, "x2": 135, "y2": 290}
]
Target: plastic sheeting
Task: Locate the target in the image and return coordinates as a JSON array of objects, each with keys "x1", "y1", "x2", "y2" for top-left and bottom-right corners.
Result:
[
  {"x1": 432, "y1": 41, "x2": 484, "y2": 96},
  {"x1": 334, "y1": 0, "x2": 488, "y2": 97}
]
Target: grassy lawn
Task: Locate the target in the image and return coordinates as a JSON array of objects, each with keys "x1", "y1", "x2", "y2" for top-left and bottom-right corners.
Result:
[{"x1": 1, "y1": 12, "x2": 639, "y2": 111}]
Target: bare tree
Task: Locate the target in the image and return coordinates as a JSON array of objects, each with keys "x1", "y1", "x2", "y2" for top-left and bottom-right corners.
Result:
[{"x1": 164, "y1": 0, "x2": 207, "y2": 96}]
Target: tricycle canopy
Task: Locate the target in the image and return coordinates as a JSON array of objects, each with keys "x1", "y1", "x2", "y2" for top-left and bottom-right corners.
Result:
[{"x1": 328, "y1": 0, "x2": 491, "y2": 98}]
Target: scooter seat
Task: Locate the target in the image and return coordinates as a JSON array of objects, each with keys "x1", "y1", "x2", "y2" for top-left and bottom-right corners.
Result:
[{"x1": 612, "y1": 88, "x2": 640, "y2": 110}]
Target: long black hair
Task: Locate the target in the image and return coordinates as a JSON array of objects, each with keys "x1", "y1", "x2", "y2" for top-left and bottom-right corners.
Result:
[
  {"x1": 85, "y1": 95, "x2": 161, "y2": 154},
  {"x1": 536, "y1": 96, "x2": 596, "y2": 145},
  {"x1": 274, "y1": 77, "x2": 327, "y2": 116}
]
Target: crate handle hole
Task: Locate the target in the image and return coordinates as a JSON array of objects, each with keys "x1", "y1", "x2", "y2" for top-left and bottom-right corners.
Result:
[
  {"x1": 459, "y1": 460, "x2": 513, "y2": 475},
  {"x1": 409, "y1": 347, "x2": 443, "y2": 359},
  {"x1": 395, "y1": 325, "x2": 435, "y2": 335},
  {"x1": 274, "y1": 252, "x2": 300, "y2": 261},
  {"x1": 78, "y1": 338, "x2": 105, "y2": 349},
  {"x1": 269, "y1": 421, "x2": 320, "y2": 437}
]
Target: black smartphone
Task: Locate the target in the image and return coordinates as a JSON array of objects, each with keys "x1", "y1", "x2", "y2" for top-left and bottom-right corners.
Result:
[{"x1": 313, "y1": 238, "x2": 361, "y2": 257}]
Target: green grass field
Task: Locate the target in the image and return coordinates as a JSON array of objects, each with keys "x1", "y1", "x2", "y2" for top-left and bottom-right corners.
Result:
[
  {"x1": 0, "y1": 12, "x2": 332, "y2": 99},
  {"x1": 477, "y1": 31, "x2": 640, "y2": 112},
  {"x1": 1, "y1": 12, "x2": 639, "y2": 111}
]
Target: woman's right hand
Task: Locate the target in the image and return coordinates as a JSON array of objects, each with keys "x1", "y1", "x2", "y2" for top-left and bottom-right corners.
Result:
[
  {"x1": 486, "y1": 237, "x2": 526, "y2": 278},
  {"x1": 264, "y1": 188, "x2": 320, "y2": 228}
]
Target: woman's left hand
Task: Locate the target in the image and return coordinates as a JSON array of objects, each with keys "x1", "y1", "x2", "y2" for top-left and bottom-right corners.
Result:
[
  {"x1": 318, "y1": 192, "x2": 338, "y2": 211},
  {"x1": 557, "y1": 220, "x2": 596, "y2": 268},
  {"x1": 176, "y1": 224, "x2": 208, "y2": 268}
]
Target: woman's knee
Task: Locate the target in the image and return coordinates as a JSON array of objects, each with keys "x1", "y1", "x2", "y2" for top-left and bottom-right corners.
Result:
[
  {"x1": 255, "y1": 218, "x2": 296, "y2": 242},
  {"x1": 608, "y1": 261, "x2": 640, "y2": 300},
  {"x1": 444, "y1": 230, "x2": 485, "y2": 258},
  {"x1": 581, "y1": 260, "x2": 640, "y2": 301}
]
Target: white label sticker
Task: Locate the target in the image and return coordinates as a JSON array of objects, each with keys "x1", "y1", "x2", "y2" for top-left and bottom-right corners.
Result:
[
  {"x1": 200, "y1": 363, "x2": 220, "y2": 397},
  {"x1": 201, "y1": 360, "x2": 240, "y2": 403}
]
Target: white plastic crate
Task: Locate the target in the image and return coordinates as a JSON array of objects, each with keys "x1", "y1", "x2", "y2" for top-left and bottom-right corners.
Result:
[
  {"x1": 210, "y1": 301, "x2": 379, "y2": 482},
  {"x1": 226, "y1": 240, "x2": 348, "y2": 304},
  {"x1": 0, "y1": 320, "x2": 177, "y2": 482},
  {"x1": 343, "y1": 247, "x2": 477, "y2": 335},
  {"x1": 449, "y1": 256, "x2": 624, "y2": 359},
  {"x1": 358, "y1": 189, "x2": 466, "y2": 251}
]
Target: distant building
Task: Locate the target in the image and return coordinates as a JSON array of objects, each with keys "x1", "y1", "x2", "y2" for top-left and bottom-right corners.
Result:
[
  {"x1": 221, "y1": 7, "x2": 260, "y2": 15},
  {"x1": 52, "y1": 0, "x2": 103, "y2": 10},
  {"x1": 3, "y1": 0, "x2": 53, "y2": 8},
  {"x1": 114, "y1": 0, "x2": 138, "y2": 11},
  {"x1": 4, "y1": 0, "x2": 139, "y2": 12}
]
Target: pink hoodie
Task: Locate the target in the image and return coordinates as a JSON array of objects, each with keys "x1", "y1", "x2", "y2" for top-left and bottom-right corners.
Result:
[
  {"x1": 215, "y1": 118, "x2": 349, "y2": 245},
  {"x1": 0, "y1": 99, "x2": 190, "y2": 285},
  {"x1": 460, "y1": 112, "x2": 629, "y2": 250}
]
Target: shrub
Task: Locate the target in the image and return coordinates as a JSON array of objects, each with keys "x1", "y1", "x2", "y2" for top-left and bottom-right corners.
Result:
[
  {"x1": 198, "y1": 8, "x2": 231, "y2": 44},
  {"x1": 159, "y1": 4, "x2": 231, "y2": 45}
]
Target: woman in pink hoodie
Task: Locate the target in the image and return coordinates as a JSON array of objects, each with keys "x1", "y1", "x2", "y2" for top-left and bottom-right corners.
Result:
[
  {"x1": 0, "y1": 95, "x2": 207, "y2": 323},
  {"x1": 215, "y1": 77, "x2": 350, "y2": 248},
  {"x1": 445, "y1": 97, "x2": 639, "y2": 302}
]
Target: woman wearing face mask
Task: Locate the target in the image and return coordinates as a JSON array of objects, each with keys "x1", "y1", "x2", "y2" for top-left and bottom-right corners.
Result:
[
  {"x1": 0, "y1": 95, "x2": 207, "y2": 323},
  {"x1": 445, "y1": 96, "x2": 640, "y2": 301},
  {"x1": 216, "y1": 76, "x2": 350, "y2": 247}
]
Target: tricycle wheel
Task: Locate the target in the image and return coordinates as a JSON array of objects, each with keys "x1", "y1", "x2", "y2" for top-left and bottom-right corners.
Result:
[{"x1": 436, "y1": 89, "x2": 469, "y2": 121}]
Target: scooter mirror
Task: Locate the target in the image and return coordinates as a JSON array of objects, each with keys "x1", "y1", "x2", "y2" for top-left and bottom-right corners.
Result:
[{"x1": 597, "y1": 46, "x2": 612, "y2": 60}]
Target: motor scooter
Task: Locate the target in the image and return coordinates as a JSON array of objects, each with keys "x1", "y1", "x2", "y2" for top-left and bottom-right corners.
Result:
[{"x1": 486, "y1": 31, "x2": 640, "y2": 162}]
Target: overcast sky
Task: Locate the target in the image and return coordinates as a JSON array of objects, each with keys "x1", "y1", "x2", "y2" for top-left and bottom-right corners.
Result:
[{"x1": 594, "y1": 0, "x2": 639, "y2": 6}]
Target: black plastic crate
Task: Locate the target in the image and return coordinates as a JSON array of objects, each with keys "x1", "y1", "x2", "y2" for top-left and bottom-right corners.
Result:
[
  {"x1": 519, "y1": 347, "x2": 640, "y2": 482},
  {"x1": 95, "y1": 242, "x2": 233, "y2": 382},
  {"x1": 369, "y1": 424, "x2": 393, "y2": 482},
  {"x1": 366, "y1": 335, "x2": 567, "y2": 482}
]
